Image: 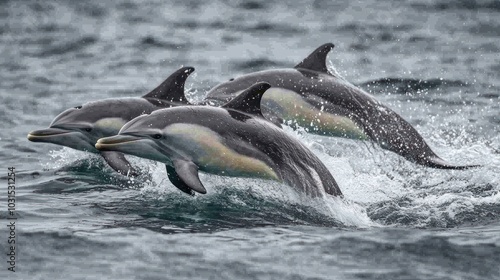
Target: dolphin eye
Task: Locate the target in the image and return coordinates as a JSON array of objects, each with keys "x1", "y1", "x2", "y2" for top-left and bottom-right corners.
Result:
[
  {"x1": 229, "y1": 78, "x2": 234, "y2": 81},
  {"x1": 75, "y1": 106, "x2": 82, "y2": 109},
  {"x1": 153, "y1": 134, "x2": 162, "y2": 139},
  {"x1": 84, "y1": 128, "x2": 92, "y2": 132}
]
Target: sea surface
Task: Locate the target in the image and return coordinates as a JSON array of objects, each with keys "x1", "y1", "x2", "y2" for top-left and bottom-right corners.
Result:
[{"x1": 1, "y1": 0, "x2": 499, "y2": 279}]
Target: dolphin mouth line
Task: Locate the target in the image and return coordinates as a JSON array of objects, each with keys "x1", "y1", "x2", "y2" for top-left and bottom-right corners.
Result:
[
  {"x1": 95, "y1": 135, "x2": 140, "y2": 150},
  {"x1": 27, "y1": 129, "x2": 72, "y2": 141},
  {"x1": 28, "y1": 132, "x2": 69, "y2": 138}
]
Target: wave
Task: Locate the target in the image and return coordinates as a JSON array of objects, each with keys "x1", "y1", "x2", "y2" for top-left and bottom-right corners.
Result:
[
  {"x1": 411, "y1": 0, "x2": 500, "y2": 12},
  {"x1": 34, "y1": 36, "x2": 98, "y2": 57},
  {"x1": 139, "y1": 36, "x2": 190, "y2": 50},
  {"x1": 238, "y1": 1, "x2": 267, "y2": 10},
  {"x1": 15, "y1": 224, "x2": 500, "y2": 280},
  {"x1": 359, "y1": 77, "x2": 468, "y2": 94},
  {"x1": 241, "y1": 22, "x2": 306, "y2": 35},
  {"x1": 232, "y1": 58, "x2": 287, "y2": 72}
]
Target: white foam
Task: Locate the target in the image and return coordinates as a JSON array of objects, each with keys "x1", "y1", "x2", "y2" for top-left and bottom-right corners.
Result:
[
  {"x1": 280, "y1": 114, "x2": 500, "y2": 225},
  {"x1": 42, "y1": 147, "x2": 100, "y2": 170}
]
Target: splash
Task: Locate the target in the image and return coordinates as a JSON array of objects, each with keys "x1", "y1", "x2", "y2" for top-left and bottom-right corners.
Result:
[
  {"x1": 301, "y1": 125, "x2": 500, "y2": 228},
  {"x1": 42, "y1": 147, "x2": 101, "y2": 170},
  {"x1": 137, "y1": 152, "x2": 374, "y2": 228}
]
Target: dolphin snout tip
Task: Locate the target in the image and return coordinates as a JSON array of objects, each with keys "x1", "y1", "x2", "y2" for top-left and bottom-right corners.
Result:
[
  {"x1": 27, "y1": 133, "x2": 35, "y2": 142},
  {"x1": 95, "y1": 138, "x2": 109, "y2": 150},
  {"x1": 95, "y1": 141, "x2": 102, "y2": 150},
  {"x1": 27, "y1": 131, "x2": 47, "y2": 142}
]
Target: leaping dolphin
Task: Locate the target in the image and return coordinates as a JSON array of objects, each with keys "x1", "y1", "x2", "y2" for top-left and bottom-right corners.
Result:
[
  {"x1": 96, "y1": 82, "x2": 343, "y2": 197},
  {"x1": 205, "y1": 43, "x2": 477, "y2": 170},
  {"x1": 27, "y1": 66, "x2": 195, "y2": 176}
]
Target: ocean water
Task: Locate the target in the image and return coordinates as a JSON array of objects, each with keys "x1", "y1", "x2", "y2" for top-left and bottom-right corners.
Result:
[{"x1": 1, "y1": 0, "x2": 499, "y2": 279}]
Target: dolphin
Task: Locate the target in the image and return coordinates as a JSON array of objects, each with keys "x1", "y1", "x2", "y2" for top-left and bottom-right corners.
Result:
[
  {"x1": 95, "y1": 82, "x2": 343, "y2": 197},
  {"x1": 27, "y1": 66, "x2": 195, "y2": 176},
  {"x1": 205, "y1": 43, "x2": 477, "y2": 170}
]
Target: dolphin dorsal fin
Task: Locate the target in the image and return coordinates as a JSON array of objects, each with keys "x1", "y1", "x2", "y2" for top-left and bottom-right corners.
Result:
[
  {"x1": 142, "y1": 66, "x2": 195, "y2": 104},
  {"x1": 222, "y1": 82, "x2": 271, "y2": 116},
  {"x1": 294, "y1": 43, "x2": 335, "y2": 74}
]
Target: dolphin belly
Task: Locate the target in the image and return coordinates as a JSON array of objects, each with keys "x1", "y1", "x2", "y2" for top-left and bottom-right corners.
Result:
[
  {"x1": 261, "y1": 88, "x2": 369, "y2": 140},
  {"x1": 164, "y1": 123, "x2": 280, "y2": 181}
]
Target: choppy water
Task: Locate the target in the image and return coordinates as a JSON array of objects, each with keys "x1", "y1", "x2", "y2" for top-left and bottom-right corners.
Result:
[{"x1": 1, "y1": 0, "x2": 499, "y2": 279}]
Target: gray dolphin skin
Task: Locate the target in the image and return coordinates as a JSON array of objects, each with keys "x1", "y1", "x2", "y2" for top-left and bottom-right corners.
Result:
[
  {"x1": 27, "y1": 66, "x2": 195, "y2": 176},
  {"x1": 205, "y1": 43, "x2": 477, "y2": 170},
  {"x1": 96, "y1": 82, "x2": 343, "y2": 197}
]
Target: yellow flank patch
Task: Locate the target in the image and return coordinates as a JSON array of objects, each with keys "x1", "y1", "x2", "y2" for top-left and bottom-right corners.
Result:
[
  {"x1": 165, "y1": 124, "x2": 280, "y2": 180},
  {"x1": 263, "y1": 88, "x2": 369, "y2": 140},
  {"x1": 94, "y1": 118, "x2": 127, "y2": 132}
]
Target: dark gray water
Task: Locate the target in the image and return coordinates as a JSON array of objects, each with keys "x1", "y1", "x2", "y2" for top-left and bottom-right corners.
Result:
[{"x1": 1, "y1": 0, "x2": 499, "y2": 279}]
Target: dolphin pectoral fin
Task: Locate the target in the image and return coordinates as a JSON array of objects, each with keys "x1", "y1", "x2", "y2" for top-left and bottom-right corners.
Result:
[
  {"x1": 165, "y1": 165, "x2": 195, "y2": 196},
  {"x1": 294, "y1": 43, "x2": 335, "y2": 74},
  {"x1": 169, "y1": 159, "x2": 207, "y2": 194},
  {"x1": 100, "y1": 151, "x2": 138, "y2": 177}
]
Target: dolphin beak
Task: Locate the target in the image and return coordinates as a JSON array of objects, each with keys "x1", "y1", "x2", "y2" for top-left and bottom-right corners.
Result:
[
  {"x1": 95, "y1": 135, "x2": 141, "y2": 151},
  {"x1": 27, "y1": 128, "x2": 71, "y2": 142}
]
